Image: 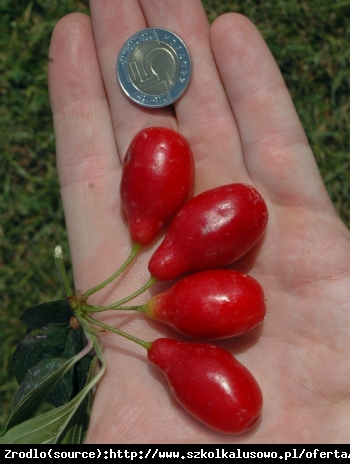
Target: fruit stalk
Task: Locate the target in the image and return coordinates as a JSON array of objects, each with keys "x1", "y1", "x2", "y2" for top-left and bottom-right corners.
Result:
[
  {"x1": 83, "y1": 313, "x2": 152, "y2": 350},
  {"x1": 82, "y1": 276, "x2": 157, "y2": 315},
  {"x1": 83, "y1": 242, "x2": 142, "y2": 300},
  {"x1": 100, "y1": 276, "x2": 157, "y2": 308}
]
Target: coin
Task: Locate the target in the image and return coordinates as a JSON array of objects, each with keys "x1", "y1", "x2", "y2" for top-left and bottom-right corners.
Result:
[{"x1": 117, "y1": 28, "x2": 192, "y2": 108}]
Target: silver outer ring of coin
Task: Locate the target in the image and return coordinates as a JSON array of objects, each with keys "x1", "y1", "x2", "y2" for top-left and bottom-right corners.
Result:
[{"x1": 117, "y1": 28, "x2": 192, "y2": 108}]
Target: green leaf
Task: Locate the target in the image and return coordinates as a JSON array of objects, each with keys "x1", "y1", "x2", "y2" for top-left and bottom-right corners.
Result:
[
  {"x1": 46, "y1": 367, "x2": 74, "y2": 408},
  {"x1": 0, "y1": 380, "x2": 90, "y2": 444},
  {"x1": 0, "y1": 355, "x2": 103, "y2": 444},
  {"x1": 72, "y1": 324, "x2": 88, "y2": 355},
  {"x1": 59, "y1": 393, "x2": 92, "y2": 444},
  {"x1": 20, "y1": 300, "x2": 73, "y2": 333},
  {"x1": 14, "y1": 358, "x2": 73, "y2": 409},
  {"x1": 13, "y1": 323, "x2": 70, "y2": 384},
  {"x1": 60, "y1": 359, "x2": 96, "y2": 444},
  {"x1": 13, "y1": 320, "x2": 93, "y2": 410},
  {"x1": 2, "y1": 337, "x2": 94, "y2": 436},
  {"x1": 74, "y1": 355, "x2": 93, "y2": 394},
  {"x1": 46, "y1": 327, "x2": 93, "y2": 407},
  {"x1": 63, "y1": 329, "x2": 76, "y2": 359},
  {"x1": 46, "y1": 330, "x2": 75, "y2": 407}
]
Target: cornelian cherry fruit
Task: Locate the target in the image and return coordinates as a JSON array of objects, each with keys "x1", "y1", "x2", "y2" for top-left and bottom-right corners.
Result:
[
  {"x1": 147, "y1": 338, "x2": 263, "y2": 434},
  {"x1": 148, "y1": 183, "x2": 268, "y2": 280},
  {"x1": 120, "y1": 127, "x2": 195, "y2": 245},
  {"x1": 143, "y1": 269, "x2": 266, "y2": 339}
]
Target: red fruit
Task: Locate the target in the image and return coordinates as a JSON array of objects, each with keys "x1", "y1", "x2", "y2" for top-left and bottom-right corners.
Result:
[
  {"x1": 144, "y1": 269, "x2": 266, "y2": 339},
  {"x1": 148, "y1": 183, "x2": 268, "y2": 280},
  {"x1": 147, "y1": 338, "x2": 262, "y2": 434},
  {"x1": 120, "y1": 127, "x2": 195, "y2": 245}
]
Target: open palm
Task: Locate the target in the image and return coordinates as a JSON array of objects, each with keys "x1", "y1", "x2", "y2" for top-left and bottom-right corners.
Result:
[{"x1": 48, "y1": 0, "x2": 350, "y2": 443}]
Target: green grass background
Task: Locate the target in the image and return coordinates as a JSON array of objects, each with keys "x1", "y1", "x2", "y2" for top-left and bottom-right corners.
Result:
[{"x1": 1, "y1": 0, "x2": 349, "y2": 428}]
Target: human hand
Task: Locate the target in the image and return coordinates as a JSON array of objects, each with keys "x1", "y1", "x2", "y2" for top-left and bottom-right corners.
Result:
[{"x1": 48, "y1": 0, "x2": 350, "y2": 443}]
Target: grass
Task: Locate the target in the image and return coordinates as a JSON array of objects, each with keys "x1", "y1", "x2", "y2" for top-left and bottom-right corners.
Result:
[{"x1": 1, "y1": 0, "x2": 349, "y2": 428}]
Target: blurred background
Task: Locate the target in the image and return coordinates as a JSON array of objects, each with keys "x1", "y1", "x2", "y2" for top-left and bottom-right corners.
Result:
[{"x1": 1, "y1": 0, "x2": 349, "y2": 427}]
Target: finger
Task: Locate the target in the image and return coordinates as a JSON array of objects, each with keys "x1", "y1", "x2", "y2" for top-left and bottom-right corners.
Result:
[
  {"x1": 139, "y1": 0, "x2": 249, "y2": 192},
  {"x1": 49, "y1": 13, "x2": 130, "y2": 296},
  {"x1": 89, "y1": 0, "x2": 176, "y2": 158},
  {"x1": 211, "y1": 13, "x2": 332, "y2": 210}
]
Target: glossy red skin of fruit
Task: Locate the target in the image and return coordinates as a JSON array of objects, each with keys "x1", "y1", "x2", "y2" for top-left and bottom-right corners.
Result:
[
  {"x1": 148, "y1": 338, "x2": 263, "y2": 434},
  {"x1": 148, "y1": 183, "x2": 268, "y2": 280},
  {"x1": 120, "y1": 127, "x2": 195, "y2": 245},
  {"x1": 144, "y1": 269, "x2": 266, "y2": 339}
]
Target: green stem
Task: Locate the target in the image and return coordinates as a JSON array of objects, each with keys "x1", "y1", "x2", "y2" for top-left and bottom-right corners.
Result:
[
  {"x1": 117, "y1": 305, "x2": 146, "y2": 312},
  {"x1": 90, "y1": 332, "x2": 107, "y2": 372},
  {"x1": 80, "y1": 276, "x2": 156, "y2": 314},
  {"x1": 110, "y1": 276, "x2": 157, "y2": 307},
  {"x1": 83, "y1": 242, "x2": 142, "y2": 300},
  {"x1": 81, "y1": 332, "x2": 107, "y2": 397},
  {"x1": 76, "y1": 335, "x2": 94, "y2": 360},
  {"x1": 54, "y1": 245, "x2": 78, "y2": 309},
  {"x1": 82, "y1": 303, "x2": 145, "y2": 314},
  {"x1": 83, "y1": 314, "x2": 151, "y2": 350},
  {"x1": 80, "y1": 315, "x2": 108, "y2": 374}
]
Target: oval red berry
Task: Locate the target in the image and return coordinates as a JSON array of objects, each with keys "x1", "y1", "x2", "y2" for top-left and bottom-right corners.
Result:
[
  {"x1": 145, "y1": 269, "x2": 266, "y2": 339},
  {"x1": 148, "y1": 183, "x2": 268, "y2": 280},
  {"x1": 120, "y1": 127, "x2": 195, "y2": 245},
  {"x1": 148, "y1": 338, "x2": 263, "y2": 434}
]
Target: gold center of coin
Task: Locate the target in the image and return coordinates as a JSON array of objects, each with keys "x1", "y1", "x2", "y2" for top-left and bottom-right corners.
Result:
[{"x1": 128, "y1": 41, "x2": 180, "y2": 95}]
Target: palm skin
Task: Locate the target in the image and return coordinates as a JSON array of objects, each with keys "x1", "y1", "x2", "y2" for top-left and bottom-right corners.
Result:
[{"x1": 48, "y1": 0, "x2": 350, "y2": 443}]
